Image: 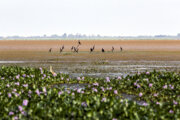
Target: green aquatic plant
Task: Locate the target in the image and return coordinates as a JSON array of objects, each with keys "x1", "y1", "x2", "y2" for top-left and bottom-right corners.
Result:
[{"x1": 0, "y1": 66, "x2": 180, "y2": 119}]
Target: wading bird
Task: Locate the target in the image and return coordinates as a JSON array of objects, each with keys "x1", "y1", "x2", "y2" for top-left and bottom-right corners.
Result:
[
  {"x1": 74, "y1": 47, "x2": 79, "y2": 53},
  {"x1": 93, "y1": 45, "x2": 95, "y2": 50},
  {"x1": 60, "y1": 45, "x2": 64, "y2": 53},
  {"x1": 112, "y1": 46, "x2": 114, "y2": 52},
  {"x1": 50, "y1": 65, "x2": 56, "y2": 75},
  {"x1": 90, "y1": 45, "x2": 95, "y2": 53},
  {"x1": 120, "y1": 47, "x2": 123, "y2": 52},
  {"x1": 49, "y1": 48, "x2": 52, "y2": 53},
  {"x1": 62, "y1": 45, "x2": 64, "y2": 50},
  {"x1": 90, "y1": 48, "x2": 93, "y2": 53},
  {"x1": 102, "y1": 48, "x2": 105, "y2": 53},
  {"x1": 78, "y1": 40, "x2": 81, "y2": 45},
  {"x1": 71, "y1": 46, "x2": 74, "y2": 51}
]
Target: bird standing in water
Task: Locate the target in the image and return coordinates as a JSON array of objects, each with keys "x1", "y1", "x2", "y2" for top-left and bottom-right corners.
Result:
[{"x1": 50, "y1": 66, "x2": 56, "y2": 75}]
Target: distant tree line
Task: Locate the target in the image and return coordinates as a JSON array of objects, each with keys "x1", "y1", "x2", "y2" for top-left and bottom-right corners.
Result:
[{"x1": 1, "y1": 33, "x2": 180, "y2": 40}]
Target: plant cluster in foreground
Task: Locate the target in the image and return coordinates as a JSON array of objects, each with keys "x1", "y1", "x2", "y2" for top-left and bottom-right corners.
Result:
[{"x1": 0, "y1": 66, "x2": 180, "y2": 119}]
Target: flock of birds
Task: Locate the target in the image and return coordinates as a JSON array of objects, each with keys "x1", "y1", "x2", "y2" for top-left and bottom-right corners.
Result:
[{"x1": 48, "y1": 40, "x2": 123, "y2": 53}]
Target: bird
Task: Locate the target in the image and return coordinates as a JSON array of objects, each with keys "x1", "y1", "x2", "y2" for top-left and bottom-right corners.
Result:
[
  {"x1": 71, "y1": 46, "x2": 74, "y2": 51},
  {"x1": 73, "y1": 47, "x2": 78, "y2": 53},
  {"x1": 112, "y1": 46, "x2": 114, "y2": 52},
  {"x1": 75, "y1": 47, "x2": 79, "y2": 53},
  {"x1": 49, "y1": 48, "x2": 52, "y2": 53},
  {"x1": 50, "y1": 66, "x2": 56, "y2": 75},
  {"x1": 60, "y1": 48, "x2": 63, "y2": 53},
  {"x1": 90, "y1": 48, "x2": 93, "y2": 53},
  {"x1": 102, "y1": 48, "x2": 105, "y2": 53},
  {"x1": 120, "y1": 47, "x2": 123, "y2": 52},
  {"x1": 78, "y1": 40, "x2": 81, "y2": 45},
  {"x1": 60, "y1": 45, "x2": 64, "y2": 53},
  {"x1": 90, "y1": 45, "x2": 95, "y2": 53},
  {"x1": 62, "y1": 45, "x2": 64, "y2": 50},
  {"x1": 92, "y1": 45, "x2": 95, "y2": 50}
]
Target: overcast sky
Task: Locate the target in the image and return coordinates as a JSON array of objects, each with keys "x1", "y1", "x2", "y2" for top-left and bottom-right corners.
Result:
[{"x1": 0, "y1": 0, "x2": 180, "y2": 36}]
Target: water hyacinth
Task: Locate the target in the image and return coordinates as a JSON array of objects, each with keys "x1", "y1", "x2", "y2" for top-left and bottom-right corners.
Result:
[
  {"x1": 112, "y1": 118, "x2": 117, "y2": 120},
  {"x1": 53, "y1": 73, "x2": 57, "y2": 77},
  {"x1": 117, "y1": 76, "x2": 121, "y2": 79},
  {"x1": 36, "y1": 89, "x2": 40, "y2": 96},
  {"x1": 137, "y1": 84, "x2": 141, "y2": 88},
  {"x1": 13, "y1": 116, "x2": 18, "y2": 120},
  {"x1": 156, "y1": 102, "x2": 160, "y2": 105},
  {"x1": 13, "y1": 89, "x2": 17, "y2": 92},
  {"x1": 92, "y1": 88, "x2": 98, "y2": 92},
  {"x1": 23, "y1": 100, "x2": 28, "y2": 106},
  {"x1": 153, "y1": 93, "x2": 158, "y2": 97},
  {"x1": 14, "y1": 93, "x2": 20, "y2": 97},
  {"x1": 30, "y1": 75, "x2": 35, "y2": 78},
  {"x1": 142, "y1": 102, "x2": 148, "y2": 106},
  {"x1": 101, "y1": 87, "x2": 105, "y2": 92},
  {"x1": 9, "y1": 111, "x2": 14, "y2": 116},
  {"x1": 107, "y1": 87, "x2": 112, "y2": 90},
  {"x1": 93, "y1": 82, "x2": 99, "y2": 86},
  {"x1": 16, "y1": 75, "x2": 20, "y2": 79},
  {"x1": 101, "y1": 97, "x2": 107, "y2": 102},
  {"x1": 114, "y1": 90, "x2": 118, "y2": 94},
  {"x1": 146, "y1": 72, "x2": 150, "y2": 75},
  {"x1": 169, "y1": 85, "x2": 174, "y2": 89},
  {"x1": 58, "y1": 91, "x2": 63, "y2": 95},
  {"x1": 18, "y1": 106, "x2": 23, "y2": 112},
  {"x1": 77, "y1": 89, "x2": 81, "y2": 93},
  {"x1": 28, "y1": 90, "x2": 32, "y2": 94},
  {"x1": 139, "y1": 92, "x2": 143, "y2": 97},
  {"x1": 43, "y1": 74, "x2": 46, "y2": 78},
  {"x1": 1, "y1": 66, "x2": 180, "y2": 119},
  {"x1": 77, "y1": 77, "x2": 81, "y2": 81},
  {"x1": 23, "y1": 84, "x2": 28, "y2": 87},
  {"x1": 163, "y1": 85, "x2": 167, "y2": 89},
  {"x1": 169, "y1": 110, "x2": 174, "y2": 114},
  {"x1": 173, "y1": 100, "x2": 178, "y2": 105},
  {"x1": 144, "y1": 78, "x2": 149, "y2": 82},
  {"x1": 21, "y1": 111, "x2": 27, "y2": 116},
  {"x1": 39, "y1": 67, "x2": 42, "y2": 71},
  {"x1": 15, "y1": 82, "x2": 20, "y2": 86},
  {"x1": 149, "y1": 83, "x2": 153, "y2": 87},
  {"x1": 106, "y1": 77, "x2": 110, "y2": 82},
  {"x1": 6, "y1": 84, "x2": 10, "y2": 87},
  {"x1": 22, "y1": 74, "x2": 26, "y2": 77},
  {"x1": 8, "y1": 93, "x2": 12, "y2": 98},
  {"x1": 81, "y1": 102, "x2": 87, "y2": 107}
]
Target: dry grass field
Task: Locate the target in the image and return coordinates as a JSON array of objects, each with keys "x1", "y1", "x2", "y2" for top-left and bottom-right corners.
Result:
[{"x1": 0, "y1": 40, "x2": 180, "y2": 61}]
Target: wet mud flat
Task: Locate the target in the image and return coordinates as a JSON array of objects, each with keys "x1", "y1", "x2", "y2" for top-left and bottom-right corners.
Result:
[{"x1": 0, "y1": 60, "x2": 180, "y2": 78}]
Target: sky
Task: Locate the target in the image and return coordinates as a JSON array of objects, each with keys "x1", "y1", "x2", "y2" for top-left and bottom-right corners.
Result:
[{"x1": 0, "y1": 0, "x2": 180, "y2": 36}]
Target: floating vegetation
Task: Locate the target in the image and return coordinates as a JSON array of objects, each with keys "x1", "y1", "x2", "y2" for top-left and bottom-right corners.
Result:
[{"x1": 0, "y1": 66, "x2": 180, "y2": 119}]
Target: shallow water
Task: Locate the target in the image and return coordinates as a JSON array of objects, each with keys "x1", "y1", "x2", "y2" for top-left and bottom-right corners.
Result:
[
  {"x1": 0, "y1": 60, "x2": 180, "y2": 78},
  {"x1": 54, "y1": 83, "x2": 148, "y2": 106}
]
